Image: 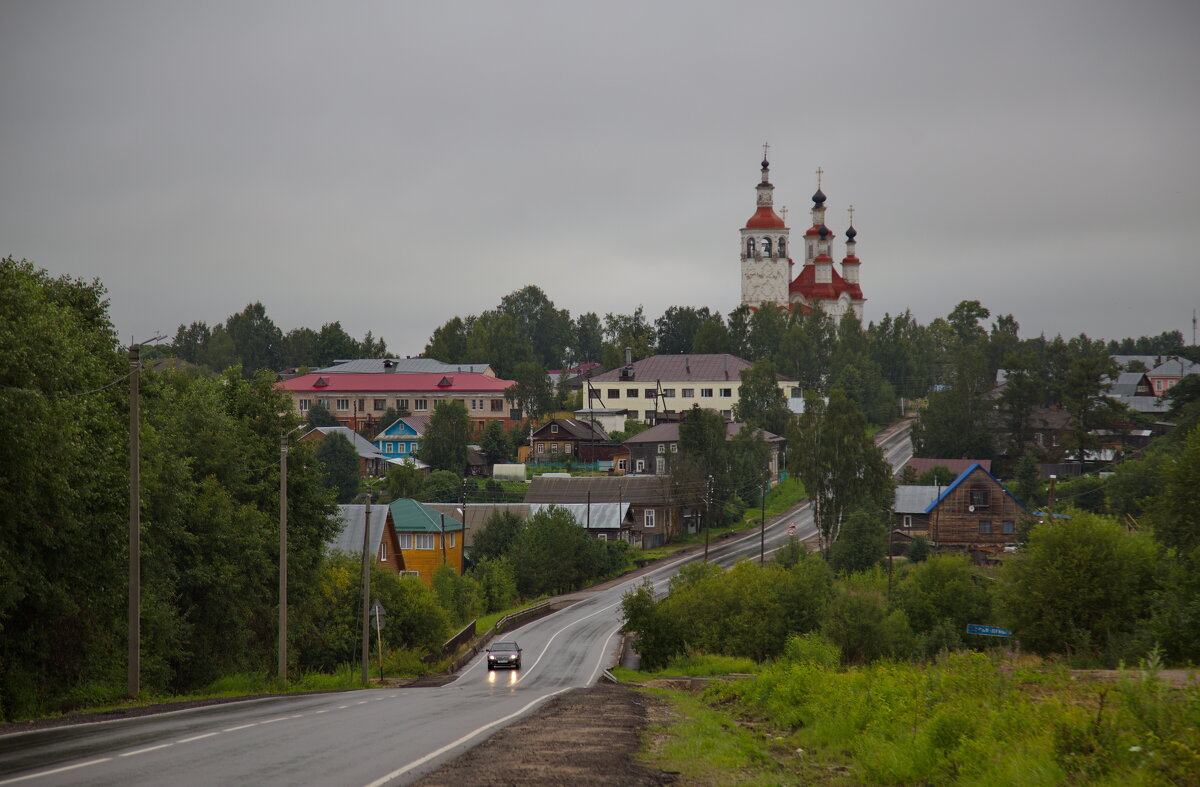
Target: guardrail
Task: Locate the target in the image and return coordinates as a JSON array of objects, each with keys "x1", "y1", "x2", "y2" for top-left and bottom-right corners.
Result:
[{"x1": 443, "y1": 600, "x2": 566, "y2": 674}]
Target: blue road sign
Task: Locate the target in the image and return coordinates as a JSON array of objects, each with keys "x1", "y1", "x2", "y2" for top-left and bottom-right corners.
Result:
[{"x1": 966, "y1": 624, "x2": 1012, "y2": 637}]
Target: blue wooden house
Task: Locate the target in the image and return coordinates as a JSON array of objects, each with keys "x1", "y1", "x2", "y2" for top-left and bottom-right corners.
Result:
[{"x1": 373, "y1": 414, "x2": 431, "y2": 462}]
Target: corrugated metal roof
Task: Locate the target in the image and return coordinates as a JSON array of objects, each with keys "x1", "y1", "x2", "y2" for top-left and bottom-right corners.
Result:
[
  {"x1": 329, "y1": 504, "x2": 389, "y2": 556},
  {"x1": 279, "y1": 372, "x2": 513, "y2": 393},
  {"x1": 893, "y1": 485, "x2": 941, "y2": 513},
  {"x1": 623, "y1": 421, "x2": 784, "y2": 444},
  {"x1": 587, "y1": 354, "x2": 796, "y2": 384},
  {"x1": 526, "y1": 475, "x2": 675, "y2": 504},
  {"x1": 528, "y1": 502, "x2": 630, "y2": 529},
  {"x1": 302, "y1": 427, "x2": 384, "y2": 459},
  {"x1": 389, "y1": 498, "x2": 464, "y2": 533},
  {"x1": 905, "y1": 458, "x2": 991, "y2": 476},
  {"x1": 318, "y1": 358, "x2": 492, "y2": 375}
]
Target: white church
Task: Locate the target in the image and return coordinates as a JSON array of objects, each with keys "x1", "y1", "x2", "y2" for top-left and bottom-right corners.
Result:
[{"x1": 739, "y1": 147, "x2": 865, "y2": 319}]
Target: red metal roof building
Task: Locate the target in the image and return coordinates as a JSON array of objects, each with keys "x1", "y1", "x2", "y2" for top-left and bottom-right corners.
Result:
[{"x1": 276, "y1": 371, "x2": 516, "y2": 436}]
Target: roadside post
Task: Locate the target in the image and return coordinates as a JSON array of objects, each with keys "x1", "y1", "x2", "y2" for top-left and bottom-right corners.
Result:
[{"x1": 371, "y1": 600, "x2": 386, "y2": 681}]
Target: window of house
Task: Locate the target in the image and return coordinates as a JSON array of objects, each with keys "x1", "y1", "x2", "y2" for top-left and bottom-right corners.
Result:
[
  {"x1": 491, "y1": 399, "x2": 504, "y2": 411},
  {"x1": 721, "y1": 410, "x2": 732, "y2": 418},
  {"x1": 414, "y1": 399, "x2": 428, "y2": 411},
  {"x1": 1002, "y1": 520, "x2": 1014, "y2": 534},
  {"x1": 662, "y1": 389, "x2": 675, "y2": 397},
  {"x1": 969, "y1": 490, "x2": 989, "y2": 507},
  {"x1": 550, "y1": 443, "x2": 558, "y2": 453},
  {"x1": 644, "y1": 509, "x2": 655, "y2": 528},
  {"x1": 299, "y1": 399, "x2": 311, "y2": 412},
  {"x1": 700, "y1": 388, "x2": 713, "y2": 397},
  {"x1": 656, "y1": 456, "x2": 665, "y2": 474},
  {"x1": 589, "y1": 389, "x2": 601, "y2": 399},
  {"x1": 627, "y1": 410, "x2": 638, "y2": 420},
  {"x1": 627, "y1": 389, "x2": 638, "y2": 397},
  {"x1": 978, "y1": 521, "x2": 993, "y2": 534},
  {"x1": 336, "y1": 399, "x2": 350, "y2": 411},
  {"x1": 670, "y1": 443, "x2": 678, "y2": 453},
  {"x1": 397, "y1": 399, "x2": 409, "y2": 411},
  {"x1": 596, "y1": 533, "x2": 607, "y2": 541},
  {"x1": 645, "y1": 388, "x2": 656, "y2": 398},
  {"x1": 415, "y1": 533, "x2": 435, "y2": 550},
  {"x1": 448, "y1": 532, "x2": 456, "y2": 548},
  {"x1": 537, "y1": 443, "x2": 545, "y2": 454},
  {"x1": 636, "y1": 459, "x2": 646, "y2": 472},
  {"x1": 357, "y1": 399, "x2": 365, "y2": 411},
  {"x1": 903, "y1": 514, "x2": 913, "y2": 528},
  {"x1": 380, "y1": 540, "x2": 387, "y2": 561},
  {"x1": 374, "y1": 399, "x2": 386, "y2": 411},
  {"x1": 399, "y1": 533, "x2": 413, "y2": 550},
  {"x1": 657, "y1": 444, "x2": 666, "y2": 453},
  {"x1": 318, "y1": 398, "x2": 331, "y2": 410},
  {"x1": 385, "y1": 442, "x2": 394, "y2": 453},
  {"x1": 618, "y1": 458, "x2": 628, "y2": 471},
  {"x1": 608, "y1": 389, "x2": 620, "y2": 398},
  {"x1": 400, "y1": 570, "x2": 420, "y2": 578},
  {"x1": 720, "y1": 388, "x2": 732, "y2": 397},
  {"x1": 682, "y1": 388, "x2": 694, "y2": 398}
]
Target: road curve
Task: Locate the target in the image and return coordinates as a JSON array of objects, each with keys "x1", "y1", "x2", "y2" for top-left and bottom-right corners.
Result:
[{"x1": 0, "y1": 424, "x2": 912, "y2": 786}]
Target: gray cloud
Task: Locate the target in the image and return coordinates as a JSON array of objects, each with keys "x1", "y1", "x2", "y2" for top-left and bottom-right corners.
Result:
[{"x1": 2, "y1": 0, "x2": 1198, "y2": 352}]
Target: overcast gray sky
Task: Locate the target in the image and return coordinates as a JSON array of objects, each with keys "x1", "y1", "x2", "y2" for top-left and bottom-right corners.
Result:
[{"x1": 3, "y1": 0, "x2": 1198, "y2": 355}]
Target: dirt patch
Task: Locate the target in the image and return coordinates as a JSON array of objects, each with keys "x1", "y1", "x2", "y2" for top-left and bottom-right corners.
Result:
[{"x1": 412, "y1": 683, "x2": 676, "y2": 786}]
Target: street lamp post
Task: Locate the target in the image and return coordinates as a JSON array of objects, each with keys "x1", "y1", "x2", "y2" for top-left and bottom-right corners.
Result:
[
  {"x1": 278, "y1": 432, "x2": 288, "y2": 683},
  {"x1": 128, "y1": 343, "x2": 140, "y2": 699},
  {"x1": 360, "y1": 493, "x2": 373, "y2": 685}
]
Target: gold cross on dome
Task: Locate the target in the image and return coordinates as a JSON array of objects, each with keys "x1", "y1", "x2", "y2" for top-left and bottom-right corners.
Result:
[
  {"x1": 848, "y1": 204, "x2": 855, "y2": 225},
  {"x1": 781, "y1": 205, "x2": 789, "y2": 223},
  {"x1": 815, "y1": 167, "x2": 824, "y2": 188},
  {"x1": 762, "y1": 141, "x2": 770, "y2": 161}
]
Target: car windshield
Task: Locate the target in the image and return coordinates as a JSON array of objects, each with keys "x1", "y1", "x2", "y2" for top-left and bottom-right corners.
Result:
[{"x1": 493, "y1": 642, "x2": 518, "y2": 651}]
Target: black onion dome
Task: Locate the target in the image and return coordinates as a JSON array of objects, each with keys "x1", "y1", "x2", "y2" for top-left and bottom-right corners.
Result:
[
  {"x1": 812, "y1": 188, "x2": 826, "y2": 205},
  {"x1": 846, "y1": 225, "x2": 857, "y2": 240},
  {"x1": 761, "y1": 158, "x2": 770, "y2": 169},
  {"x1": 818, "y1": 224, "x2": 829, "y2": 239}
]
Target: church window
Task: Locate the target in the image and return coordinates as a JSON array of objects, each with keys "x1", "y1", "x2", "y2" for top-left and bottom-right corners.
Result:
[
  {"x1": 779, "y1": 238, "x2": 787, "y2": 256},
  {"x1": 746, "y1": 238, "x2": 755, "y2": 256},
  {"x1": 761, "y1": 237, "x2": 772, "y2": 255}
]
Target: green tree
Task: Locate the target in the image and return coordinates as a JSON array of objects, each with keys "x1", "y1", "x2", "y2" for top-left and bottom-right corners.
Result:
[
  {"x1": 504, "y1": 361, "x2": 556, "y2": 423},
  {"x1": 904, "y1": 534, "x2": 932, "y2": 563},
  {"x1": 421, "y1": 470, "x2": 464, "y2": 503},
  {"x1": 821, "y1": 589, "x2": 915, "y2": 664},
  {"x1": 600, "y1": 307, "x2": 654, "y2": 369},
  {"x1": 674, "y1": 405, "x2": 735, "y2": 524},
  {"x1": 911, "y1": 346, "x2": 994, "y2": 459},
  {"x1": 432, "y1": 564, "x2": 482, "y2": 625},
  {"x1": 315, "y1": 432, "x2": 361, "y2": 502},
  {"x1": 787, "y1": 390, "x2": 894, "y2": 555},
  {"x1": 306, "y1": 401, "x2": 339, "y2": 427},
  {"x1": 827, "y1": 508, "x2": 888, "y2": 574},
  {"x1": 498, "y1": 285, "x2": 572, "y2": 369},
  {"x1": 654, "y1": 306, "x2": 714, "y2": 355},
  {"x1": 171, "y1": 321, "x2": 211, "y2": 364},
  {"x1": 469, "y1": 556, "x2": 519, "y2": 613},
  {"x1": 467, "y1": 311, "x2": 535, "y2": 380},
  {"x1": 385, "y1": 463, "x2": 425, "y2": 500},
  {"x1": 280, "y1": 326, "x2": 319, "y2": 368},
  {"x1": 916, "y1": 465, "x2": 956, "y2": 486},
  {"x1": 572, "y1": 312, "x2": 604, "y2": 363},
  {"x1": 224, "y1": 301, "x2": 282, "y2": 376},
  {"x1": 894, "y1": 554, "x2": 991, "y2": 645},
  {"x1": 479, "y1": 420, "x2": 514, "y2": 465},
  {"x1": 732, "y1": 359, "x2": 791, "y2": 435},
  {"x1": 314, "y1": 321, "x2": 359, "y2": 367},
  {"x1": 1146, "y1": 426, "x2": 1200, "y2": 552},
  {"x1": 510, "y1": 506, "x2": 623, "y2": 596},
  {"x1": 690, "y1": 314, "x2": 732, "y2": 355},
  {"x1": 471, "y1": 510, "x2": 526, "y2": 562},
  {"x1": 997, "y1": 511, "x2": 1159, "y2": 657},
  {"x1": 418, "y1": 400, "x2": 469, "y2": 474},
  {"x1": 424, "y1": 316, "x2": 469, "y2": 364}
]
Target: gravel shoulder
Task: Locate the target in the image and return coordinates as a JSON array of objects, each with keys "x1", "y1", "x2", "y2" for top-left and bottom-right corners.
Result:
[{"x1": 412, "y1": 682, "x2": 675, "y2": 786}]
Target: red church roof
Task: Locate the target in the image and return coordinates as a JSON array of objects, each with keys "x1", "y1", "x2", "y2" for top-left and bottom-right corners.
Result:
[
  {"x1": 744, "y1": 206, "x2": 786, "y2": 229},
  {"x1": 789, "y1": 263, "x2": 863, "y2": 302}
]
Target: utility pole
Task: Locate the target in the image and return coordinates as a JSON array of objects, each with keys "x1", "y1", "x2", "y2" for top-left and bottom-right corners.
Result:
[
  {"x1": 1047, "y1": 475, "x2": 1058, "y2": 521},
  {"x1": 361, "y1": 494, "x2": 372, "y2": 684},
  {"x1": 439, "y1": 513, "x2": 448, "y2": 566},
  {"x1": 703, "y1": 475, "x2": 712, "y2": 562},
  {"x1": 278, "y1": 431, "x2": 288, "y2": 683},
  {"x1": 759, "y1": 481, "x2": 766, "y2": 565},
  {"x1": 128, "y1": 343, "x2": 140, "y2": 699}
]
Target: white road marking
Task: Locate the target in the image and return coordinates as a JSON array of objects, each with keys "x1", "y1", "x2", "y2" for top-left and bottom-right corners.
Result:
[
  {"x1": 587, "y1": 625, "x2": 624, "y2": 685},
  {"x1": 176, "y1": 732, "x2": 220, "y2": 743},
  {"x1": 118, "y1": 743, "x2": 173, "y2": 757},
  {"x1": 222, "y1": 723, "x2": 258, "y2": 732},
  {"x1": 361, "y1": 688, "x2": 574, "y2": 787},
  {"x1": 0, "y1": 758, "x2": 114, "y2": 785}
]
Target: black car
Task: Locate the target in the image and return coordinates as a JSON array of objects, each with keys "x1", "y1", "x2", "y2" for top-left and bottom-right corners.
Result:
[{"x1": 486, "y1": 640, "x2": 522, "y2": 670}]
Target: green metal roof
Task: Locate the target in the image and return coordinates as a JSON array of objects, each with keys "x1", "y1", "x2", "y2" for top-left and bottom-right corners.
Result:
[{"x1": 388, "y1": 498, "x2": 464, "y2": 533}]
